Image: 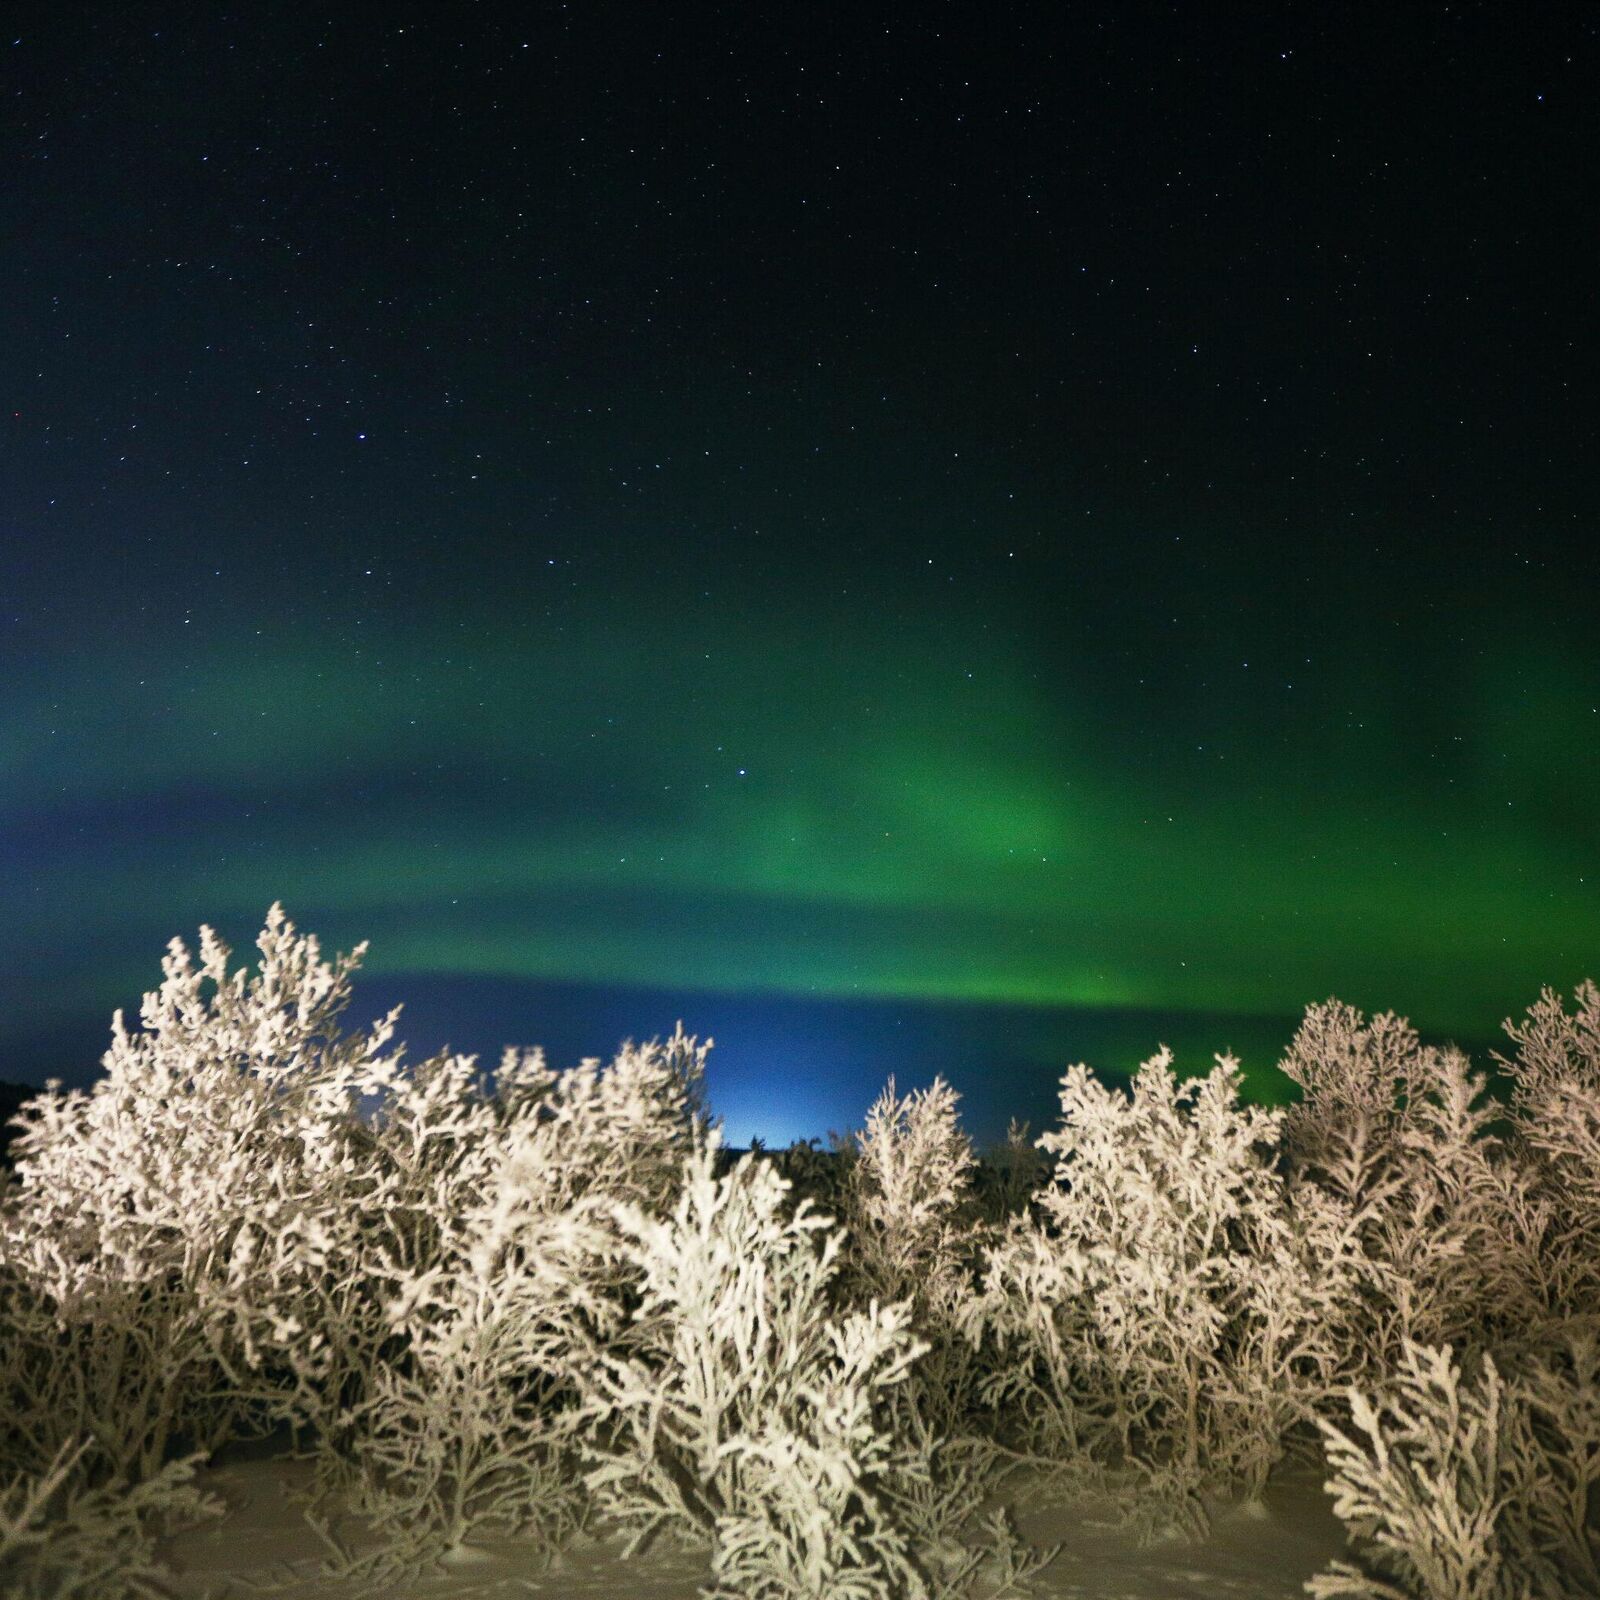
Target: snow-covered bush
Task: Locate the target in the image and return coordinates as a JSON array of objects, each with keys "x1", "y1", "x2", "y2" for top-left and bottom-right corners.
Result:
[
  {"x1": 1496, "y1": 980, "x2": 1600, "y2": 1107},
  {"x1": 0, "y1": 906, "x2": 713, "y2": 1583},
  {"x1": 1516, "y1": 1324, "x2": 1600, "y2": 1593},
  {"x1": 1310, "y1": 1330, "x2": 1600, "y2": 1600},
  {"x1": 967, "y1": 1049, "x2": 1345, "y2": 1532},
  {"x1": 834, "y1": 1075, "x2": 1031, "y2": 1563},
  {"x1": 833, "y1": 1075, "x2": 1004, "y2": 1482},
  {"x1": 844, "y1": 1076, "x2": 977, "y2": 1308},
  {"x1": 1279, "y1": 1003, "x2": 1562, "y2": 1371},
  {"x1": 3, "y1": 905, "x2": 1593, "y2": 1593},
  {"x1": 1278, "y1": 1002, "x2": 1422, "y2": 1171},
  {"x1": 0, "y1": 1441, "x2": 221, "y2": 1600},
  {"x1": 317, "y1": 1027, "x2": 709, "y2": 1574},
  {"x1": 576, "y1": 1136, "x2": 935, "y2": 1599},
  {"x1": 0, "y1": 905, "x2": 411, "y2": 1484},
  {"x1": 1293, "y1": 987, "x2": 1600, "y2": 1597},
  {"x1": 1495, "y1": 982, "x2": 1600, "y2": 1315}
]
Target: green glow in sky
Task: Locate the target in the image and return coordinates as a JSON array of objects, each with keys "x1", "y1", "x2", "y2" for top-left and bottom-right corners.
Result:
[
  {"x1": 6, "y1": 6, "x2": 1597, "y2": 1148},
  {"x1": 7, "y1": 577, "x2": 1593, "y2": 1066}
]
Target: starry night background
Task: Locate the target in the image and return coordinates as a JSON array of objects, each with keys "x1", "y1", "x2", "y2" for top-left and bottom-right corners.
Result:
[{"x1": 3, "y1": 3, "x2": 1596, "y2": 1146}]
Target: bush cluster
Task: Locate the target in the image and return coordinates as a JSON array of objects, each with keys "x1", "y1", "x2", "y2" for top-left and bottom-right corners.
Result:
[{"x1": 1, "y1": 907, "x2": 1596, "y2": 1598}]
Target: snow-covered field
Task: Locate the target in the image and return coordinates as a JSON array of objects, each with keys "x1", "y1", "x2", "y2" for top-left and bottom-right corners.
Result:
[{"x1": 158, "y1": 1450, "x2": 1349, "y2": 1599}]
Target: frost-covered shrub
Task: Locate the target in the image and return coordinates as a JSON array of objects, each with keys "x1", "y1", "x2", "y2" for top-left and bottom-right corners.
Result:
[
  {"x1": 1496, "y1": 980, "x2": 1600, "y2": 1106},
  {"x1": 1392, "y1": 1047, "x2": 1556, "y2": 1351},
  {"x1": 1517, "y1": 1324, "x2": 1600, "y2": 1592},
  {"x1": 0, "y1": 1441, "x2": 221, "y2": 1600},
  {"x1": 834, "y1": 1076, "x2": 994, "y2": 1461},
  {"x1": 843, "y1": 1077, "x2": 977, "y2": 1305},
  {"x1": 1280, "y1": 1003, "x2": 1563, "y2": 1369},
  {"x1": 313, "y1": 1170, "x2": 604, "y2": 1577},
  {"x1": 318, "y1": 1027, "x2": 709, "y2": 1573},
  {"x1": 0, "y1": 906, "x2": 715, "y2": 1584},
  {"x1": 967, "y1": 1049, "x2": 1344, "y2": 1530},
  {"x1": 1310, "y1": 1330, "x2": 1600, "y2": 1600},
  {"x1": 1495, "y1": 983, "x2": 1600, "y2": 1315},
  {"x1": 0, "y1": 905, "x2": 410, "y2": 1482},
  {"x1": 6, "y1": 904, "x2": 1593, "y2": 1593},
  {"x1": 1279, "y1": 1002, "x2": 1422, "y2": 1170},
  {"x1": 576, "y1": 1137, "x2": 934, "y2": 1599}
]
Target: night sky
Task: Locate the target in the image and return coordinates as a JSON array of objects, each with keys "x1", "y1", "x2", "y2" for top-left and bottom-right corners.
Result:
[{"x1": 4, "y1": 4, "x2": 1596, "y2": 1145}]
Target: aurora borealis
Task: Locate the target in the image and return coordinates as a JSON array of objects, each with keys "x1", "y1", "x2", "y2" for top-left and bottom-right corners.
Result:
[{"x1": 4, "y1": 6, "x2": 1596, "y2": 1142}]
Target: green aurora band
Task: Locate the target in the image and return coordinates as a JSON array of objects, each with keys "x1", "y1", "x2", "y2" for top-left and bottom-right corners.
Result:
[{"x1": 6, "y1": 577, "x2": 1594, "y2": 1069}]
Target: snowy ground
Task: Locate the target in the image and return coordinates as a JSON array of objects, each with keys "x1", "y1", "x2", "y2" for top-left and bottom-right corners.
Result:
[{"x1": 158, "y1": 1451, "x2": 1351, "y2": 1600}]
